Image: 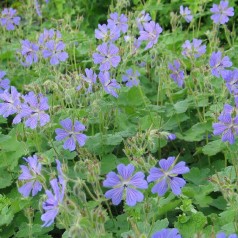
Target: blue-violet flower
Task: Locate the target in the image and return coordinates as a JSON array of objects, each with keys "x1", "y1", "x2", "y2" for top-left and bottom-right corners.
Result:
[
  {"x1": 18, "y1": 155, "x2": 43, "y2": 197},
  {"x1": 210, "y1": 1, "x2": 234, "y2": 25},
  {"x1": 168, "y1": 60, "x2": 185, "y2": 87},
  {"x1": 122, "y1": 68, "x2": 140, "y2": 88},
  {"x1": 182, "y1": 39, "x2": 206, "y2": 58},
  {"x1": 210, "y1": 51, "x2": 232, "y2": 78},
  {"x1": 93, "y1": 43, "x2": 121, "y2": 71},
  {"x1": 138, "y1": 21, "x2": 163, "y2": 50},
  {"x1": 98, "y1": 71, "x2": 121, "y2": 98},
  {"x1": 180, "y1": 6, "x2": 193, "y2": 23},
  {"x1": 0, "y1": 8, "x2": 20, "y2": 31},
  {"x1": 103, "y1": 164, "x2": 148, "y2": 206},
  {"x1": 147, "y1": 156, "x2": 190, "y2": 196},
  {"x1": 55, "y1": 118, "x2": 87, "y2": 151}
]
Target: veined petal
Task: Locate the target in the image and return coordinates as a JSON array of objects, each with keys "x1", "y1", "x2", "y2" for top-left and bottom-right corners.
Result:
[
  {"x1": 170, "y1": 177, "x2": 186, "y2": 195},
  {"x1": 151, "y1": 178, "x2": 168, "y2": 196},
  {"x1": 126, "y1": 187, "x2": 144, "y2": 206},
  {"x1": 18, "y1": 181, "x2": 34, "y2": 197},
  {"x1": 117, "y1": 164, "x2": 134, "y2": 180},
  {"x1": 105, "y1": 187, "x2": 124, "y2": 205},
  {"x1": 129, "y1": 172, "x2": 148, "y2": 189},
  {"x1": 103, "y1": 172, "x2": 121, "y2": 187}
]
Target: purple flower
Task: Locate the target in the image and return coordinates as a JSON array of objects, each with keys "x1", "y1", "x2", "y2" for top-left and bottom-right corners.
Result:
[
  {"x1": 216, "y1": 233, "x2": 238, "y2": 238},
  {"x1": 152, "y1": 228, "x2": 182, "y2": 238},
  {"x1": 213, "y1": 104, "x2": 238, "y2": 144},
  {"x1": 22, "y1": 92, "x2": 50, "y2": 129},
  {"x1": 21, "y1": 40, "x2": 39, "y2": 66},
  {"x1": 103, "y1": 164, "x2": 148, "y2": 206},
  {"x1": 98, "y1": 71, "x2": 121, "y2": 98},
  {"x1": 0, "y1": 86, "x2": 30, "y2": 125},
  {"x1": 41, "y1": 160, "x2": 66, "y2": 227},
  {"x1": 180, "y1": 6, "x2": 193, "y2": 23},
  {"x1": 210, "y1": 51, "x2": 232, "y2": 78},
  {"x1": 79, "y1": 68, "x2": 97, "y2": 93},
  {"x1": 182, "y1": 39, "x2": 206, "y2": 58},
  {"x1": 167, "y1": 133, "x2": 176, "y2": 141},
  {"x1": 38, "y1": 29, "x2": 61, "y2": 45},
  {"x1": 0, "y1": 71, "x2": 10, "y2": 93},
  {"x1": 42, "y1": 40, "x2": 68, "y2": 65},
  {"x1": 222, "y1": 69, "x2": 238, "y2": 95},
  {"x1": 136, "y1": 11, "x2": 151, "y2": 31},
  {"x1": 55, "y1": 118, "x2": 87, "y2": 151},
  {"x1": 93, "y1": 43, "x2": 121, "y2": 71},
  {"x1": 0, "y1": 86, "x2": 21, "y2": 118},
  {"x1": 0, "y1": 8, "x2": 20, "y2": 31},
  {"x1": 138, "y1": 21, "x2": 163, "y2": 50},
  {"x1": 122, "y1": 68, "x2": 140, "y2": 88},
  {"x1": 95, "y1": 24, "x2": 120, "y2": 42},
  {"x1": 107, "y1": 12, "x2": 128, "y2": 33},
  {"x1": 147, "y1": 156, "x2": 190, "y2": 196},
  {"x1": 18, "y1": 155, "x2": 42, "y2": 197},
  {"x1": 35, "y1": 0, "x2": 42, "y2": 17},
  {"x1": 168, "y1": 60, "x2": 185, "y2": 87},
  {"x1": 210, "y1": 1, "x2": 234, "y2": 25}
]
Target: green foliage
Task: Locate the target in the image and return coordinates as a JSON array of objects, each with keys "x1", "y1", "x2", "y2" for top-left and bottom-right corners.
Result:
[{"x1": 1, "y1": 0, "x2": 238, "y2": 237}]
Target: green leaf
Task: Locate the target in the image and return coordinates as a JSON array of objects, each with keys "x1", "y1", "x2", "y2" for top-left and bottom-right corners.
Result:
[
  {"x1": 177, "y1": 121, "x2": 212, "y2": 142},
  {"x1": 100, "y1": 154, "x2": 117, "y2": 175},
  {"x1": 0, "y1": 206, "x2": 14, "y2": 226},
  {"x1": 0, "y1": 169, "x2": 13, "y2": 189},
  {"x1": 175, "y1": 212, "x2": 207, "y2": 238},
  {"x1": 149, "y1": 218, "x2": 169, "y2": 234},
  {"x1": 86, "y1": 133, "x2": 123, "y2": 155},
  {"x1": 173, "y1": 99, "x2": 190, "y2": 113},
  {"x1": 0, "y1": 131, "x2": 28, "y2": 169},
  {"x1": 118, "y1": 87, "x2": 145, "y2": 107},
  {"x1": 183, "y1": 167, "x2": 210, "y2": 185},
  {"x1": 202, "y1": 140, "x2": 226, "y2": 156}
]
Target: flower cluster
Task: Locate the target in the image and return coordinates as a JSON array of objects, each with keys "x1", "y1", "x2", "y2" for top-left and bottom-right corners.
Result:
[
  {"x1": 182, "y1": 39, "x2": 206, "y2": 59},
  {"x1": 0, "y1": 83, "x2": 50, "y2": 129},
  {"x1": 19, "y1": 29, "x2": 68, "y2": 66},
  {"x1": 18, "y1": 156, "x2": 66, "y2": 227},
  {"x1": 103, "y1": 157, "x2": 189, "y2": 206},
  {"x1": 0, "y1": 8, "x2": 20, "y2": 31},
  {"x1": 91, "y1": 10, "x2": 163, "y2": 97},
  {"x1": 91, "y1": 11, "x2": 162, "y2": 98}
]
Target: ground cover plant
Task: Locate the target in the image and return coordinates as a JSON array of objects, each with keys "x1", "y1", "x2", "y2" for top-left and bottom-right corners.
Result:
[{"x1": 1, "y1": 0, "x2": 238, "y2": 237}]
